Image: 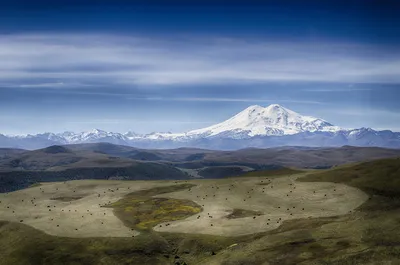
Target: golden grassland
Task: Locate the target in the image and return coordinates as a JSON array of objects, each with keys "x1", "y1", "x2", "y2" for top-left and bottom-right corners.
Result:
[{"x1": 0, "y1": 159, "x2": 399, "y2": 264}]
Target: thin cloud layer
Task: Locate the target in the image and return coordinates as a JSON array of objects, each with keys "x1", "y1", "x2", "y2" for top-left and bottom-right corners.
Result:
[
  {"x1": 130, "y1": 97, "x2": 324, "y2": 104},
  {"x1": 0, "y1": 33, "x2": 399, "y2": 88}
]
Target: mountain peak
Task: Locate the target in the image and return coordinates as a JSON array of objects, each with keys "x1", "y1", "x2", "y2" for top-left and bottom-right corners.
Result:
[
  {"x1": 187, "y1": 104, "x2": 338, "y2": 137},
  {"x1": 245, "y1": 104, "x2": 294, "y2": 116},
  {"x1": 243, "y1": 105, "x2": 264, "y2": 113},
  {"x1": 90, "y1": 128, "x2": 105, "y2": 134},
  {"x1": 264, "y1": 104, "x2": 297, "y2": 115},
  {"x1": 266, "y1": 103, "x2": 284, "y2": 109}
]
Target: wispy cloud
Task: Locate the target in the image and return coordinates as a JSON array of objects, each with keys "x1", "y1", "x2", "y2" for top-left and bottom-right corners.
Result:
[
  {"x1": 303, "y1": 88, "x2": 373, "y2": 92},
  {"x1": 65, "y1": 119, "x2": 212, "y2": 124},
  {"x1": 129, "y1": 97, "x2": 324, "y2": 104},
  {"x1": 0, "y1": 33, "x2": 399, "y2": 88},
  {"x1": 331, "y1": 108, "x2": 400, "y2": 118}
]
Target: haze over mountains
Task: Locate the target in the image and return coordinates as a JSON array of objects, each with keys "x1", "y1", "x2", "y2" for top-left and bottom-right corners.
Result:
[{"x1": 1, "y1": 104, "x2": 399, "y2": 150}]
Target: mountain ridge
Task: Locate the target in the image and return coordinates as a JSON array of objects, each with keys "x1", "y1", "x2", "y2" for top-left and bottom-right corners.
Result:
[{"x1": 1, "y1": 104, "x2": 399, "y2": 150}]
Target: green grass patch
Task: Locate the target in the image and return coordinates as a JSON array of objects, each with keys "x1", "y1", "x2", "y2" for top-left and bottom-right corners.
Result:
[
  {"x1": 197, "y1": 166, "x2": 245, "y2": 178},
  {"x1": 124, "y1": 184, "x2": 195, "y2": 197},
  {"x1": 28, "y1": 183, "x2": 41, "y2": 188},
  {"x1": 50, "y1": 196, "x2": 84, "y2": 202},
  {"x1": 225, "y1": 209, "x2": 263, "y2": 219},
  {"x1": 238, "y1": 168, "x2": 303, "y2": 178},
  {"x1": 104, "y1": 184, "x2": 202, "y2": 231}
]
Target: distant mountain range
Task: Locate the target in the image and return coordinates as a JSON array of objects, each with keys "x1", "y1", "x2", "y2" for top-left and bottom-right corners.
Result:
[{"x1": 1, "y1": 104, "x2": 399, "y2": 150}]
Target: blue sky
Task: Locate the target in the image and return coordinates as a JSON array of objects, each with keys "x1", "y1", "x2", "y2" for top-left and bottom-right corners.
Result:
[{"x1": 0, "y1": 0, "x2": 399, "y2": 135}]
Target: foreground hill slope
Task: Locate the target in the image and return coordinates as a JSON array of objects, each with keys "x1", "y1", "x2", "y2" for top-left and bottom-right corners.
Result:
[
  {"x1": 300, "y1": 157, "x2": 400, "y2": 197},
  {"x1": 0, "y1": 157, "x2": 399, "y2": 264},
  {"x1": 203, "y1": 157, "x2": 400, "y2": 264}
]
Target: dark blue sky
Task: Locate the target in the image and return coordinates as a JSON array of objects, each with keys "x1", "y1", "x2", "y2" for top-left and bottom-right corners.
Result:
[
  {"x1": 1, "y1": 1, "x2": 399, "y2": 42},
  {"x1": 0, "y1": 0, "x2": 399, "y2": 134}
]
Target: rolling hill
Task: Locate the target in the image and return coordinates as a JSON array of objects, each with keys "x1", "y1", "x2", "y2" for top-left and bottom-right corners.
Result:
[{"x1": 0, "y1": 143, "x2": 399, "y2": 193}]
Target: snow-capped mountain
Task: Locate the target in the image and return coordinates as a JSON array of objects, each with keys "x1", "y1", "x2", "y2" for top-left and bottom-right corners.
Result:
[
  {"x1": 63, "y1": 129, "x2": 127, "y2": 143},
  {"x1": 185, "y1": 104, "x2": 341, "y2": 138},
  {"x1": 1, "y1": 104, "x2": 399, "y2": 150}
]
